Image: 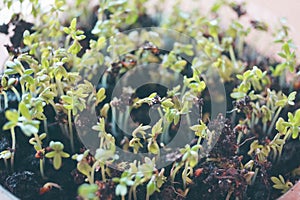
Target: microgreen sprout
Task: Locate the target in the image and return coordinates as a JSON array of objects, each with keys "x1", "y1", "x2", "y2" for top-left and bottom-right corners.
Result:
[
  {"x1": 45, "y1": 141, "x2": 70, "y2": 170},
  {"x1": 271, "y1": 175, "x2": 293, "y2": 193}
]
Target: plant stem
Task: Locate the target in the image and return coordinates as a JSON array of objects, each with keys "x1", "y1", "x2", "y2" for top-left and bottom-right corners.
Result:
[
  {"x1": 251, "y1": 167, "x2": 259, "y2": 185},
  {"x1": 197, "y1": 137, "x2": 202, "y2": 145},
  {"x1": 10, "y1": 127, "x2": 16, "y2": 171},
  {"x1": 40, "y1": 159, "x2": 46, "y2": 179},
  {"x1": 267, "y1": 107, "x2": 282, "y2": 135},
  {"x1": 10, "y1": 86, "x2": 20, "y2": 102},
  {"x1": 90, "y1": 161, "x2": 99, "y2": 184},
  {"x1": 171, "y1": 162, "x2": 184, "y2": 184},
  {"x1": 100, "y1": 163, "x2": 106, "y2": 181},
  {"x1": 111, "y1": 106, "x2": 117, "y2": 136},
  {"x1": 128, "y1": 187, "x2": 133, "y2": 200},
  {"x1": 68, "y1": 109, "x2": 75, "y2": 153},
  {"x1": 3, "y1": 92, "x2": 8, "y2": 109},
  {"x1": 157, "y1": 107, "x2": 163, "y2": 119},
  {"x1": 101, "y1": 72, "x2": 108, "y2": 88},
  {"x1": 250, "y1": 112, "x2": 255, "y2": 130},
  {"x1": 65, "y1": 35, "x2": 71, "y2": 49},
  {"x1": 20, "y1": 83, "x2": 25, "y2": 95},
  {"x1": 229, "y1": 45, "x2": 238, "y2": 69},
  {"x1": 43, "y1": 118, "x2": 48, "y2": 135},
  {"x1": 56, "y1": 78, "x2": 64, "y2": 97},
  {"x1": 123, "y1": 106, "x2": 130, "y2": 134},
  {"x1": 180, "y1": 85, "x2": 187, "y2": 99},
  {"x1": 262, "y1": 121, "x2": 267, "y2": 135},
  {"x1": 162, "y1": 120, "x2": 170, "y2": 144},
  {"x1": 33, "y1": 133, "x2": 46, "y2": 179},
  {"x1": 118, "y1": 111, "x2": 124, "y2": 133},
  {"x1": 182, "y1": 161, "x2": 189, "y2": 189},
  {"x1": 133, "y1": 187, "x2": 137, "y2": 200}
]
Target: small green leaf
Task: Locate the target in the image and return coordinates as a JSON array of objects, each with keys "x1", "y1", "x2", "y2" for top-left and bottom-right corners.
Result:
[
  {"x1": 70, "y1": 18, "x2": 77, "y2": 30},
  {"x1": 63, "y1": 27, "x2": 70, "y2": 34},
  {"x1": 76, "y1": 35, "x2": 86, "y2": 40},
  {"x1": 19, "y1": 123, "x2": 38, "y2": 137},
  {"x1": 147, "y1": 140, "x2": 160, "y2": 154},
  {"x1": 97, "y1": 37, "x2": 106, "y2": 50},
  {"x1": 45, "y1": 151, "x2": 56, "y2": 158},
  {"x1": 39, "y1": 133, "x2": 47, "y2": 140},
  {"x1": 19, "y1": 101, "x2": 31, "y2": 119},
  {"x1": 174, "y1": 60, "x2": 187, "y2": 70},
  {"x1": 78, "y1": 184, "x2": 98, "y2": 199},
  {"x1": 115, "y1": 184, "x2": 127, "y2": 196},
  {"x1": 275, "y1": 99, "x2": 286, "y2": 107},
  {"x1": 3, "y1": 121, "x2": 16, "y2": 130},
  {"x1": 231, "y1": 92, "x2": 246, "y2": 99},
  {"x1": 147, "y1": 179, "x2": 157, "y2": 196},
  {"x1": 77, "y1": 161, "x2": 92, "y2": 177},
  {"x1": 5, "y1": 110, "x2": 19, "y2": 123},
  {"x1": 162, "y1": 99, "x2": 174, "y2": 108},
  {"x1": 276, "y1": 118, "x2": 286, "y2": 133},
  {"x1": 96, "y1": 88, "x2": 106, "y2": 104},
  {"x1": 68, "y1": 40, "x2": 82, "y2": 54},
  {"x1": 151, "y1": 119, "x2": 163, "y2": 135},
  {"x1": 53, "y1": 153, "x2": 62, "y2": 170}
]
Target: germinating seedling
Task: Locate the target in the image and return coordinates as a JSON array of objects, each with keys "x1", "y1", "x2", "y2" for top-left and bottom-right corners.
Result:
[{"x1": 45, "y1": 141, "x2": 70, "y2": 170}]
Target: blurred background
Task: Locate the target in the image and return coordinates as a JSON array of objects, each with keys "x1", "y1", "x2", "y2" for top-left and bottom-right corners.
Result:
[{"x1": 1, "y1": 0, "x2": 300, "y2": 71}]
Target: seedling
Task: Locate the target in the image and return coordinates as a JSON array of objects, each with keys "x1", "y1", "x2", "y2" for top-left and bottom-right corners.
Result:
[
  {"x1": 45, "y1": 141, "x2": 70, "y2": 170},
  {"x1": 39, "y1": 182, "x2": 62, "y2": 195},
  {"x1": 29, "y1": 132, "x2": 47, "y2": 179},
  {"x1": 271, "y1": 175, "x2": 293, "y2": 193},
  {"x1": 276, "y1": 109, "x2": 300, "y2": 139},
  {"x1": 77, "y1": 183, "x2": 99, "y2": 200},
  {"x1": 171, "y1": 144, "x2": 201, "y2": 189}
]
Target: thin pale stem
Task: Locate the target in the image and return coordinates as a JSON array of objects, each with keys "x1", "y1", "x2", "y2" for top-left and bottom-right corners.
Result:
[
  {"x1": 20, "y1": 83, "x2": 25, "y2": 95},
  {"x1": 111, "y1": 106, "x2": 117, "y2": 136},
  {"x1": 180, "y1": 85, "x2": 187, "y2": 99},
  {"x1": 123, "y1": 106, "x2": 130, "y2": 134},
  {"x1": 128, "y1": 186, "x2": 133, "y2": 200},
  {"x1": 3, "y1": 92, "x2": 8, "y2": 109},
  {"x1": 100, "y1": 163, "x2": 106, "y2": 182},
  {"x1": 10, "y1": 86, "x2": 20, "y2": 102},
  {"x1": 55, "y1": 78, "x2": 64, "y2": 97},
  {"x1": 65, "y1": 35, "x2": 71, "y2": 49},
  {"x1": 171, "y1": 162, "x2": 184, "y2": 184},
  {"x1": 43, "y1": 118, "x2": 48, "y2": 135},
  {"x1": 33, "y1": 133, "x2": 46, "y2": 179},
  {"x1": 118, "y1": 111, "x2": 124, "y2": 133},
  {"x1": 40, "y1": 159, "x2": 46, "y2": 179},
  {"x1": 133, "y1": 187, "x2": 137, "y2": 200},
  {"x1": 267, "y1": 107, "x2": 282, "y2": 135},
  {"x1": 90, "y1": 161, "x2": 99, "y2": 184},
  {"x1": 229, "y1": 45, "x2": 238, "y2": 69},
  {"x1": 10, "y1": 127, "x2": 16, "y2": 170},
  {"x1": 182, "y1": 161, "x2": 189, "y2": 189},
  {"x1": 251, "y1": 167, "x2": 259, "y2": 185},
  {"x1": 68, "y1": 109, "x2": 75, "y2": 153}
]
